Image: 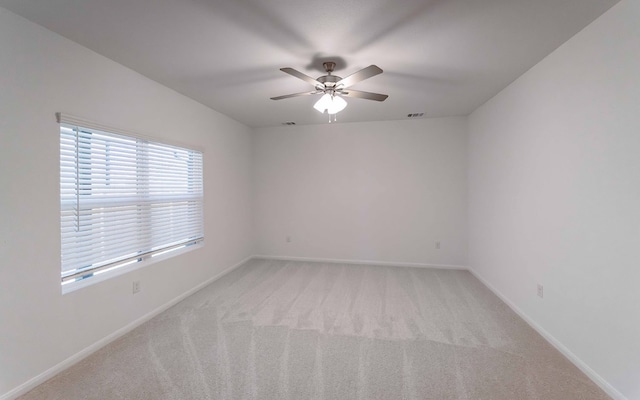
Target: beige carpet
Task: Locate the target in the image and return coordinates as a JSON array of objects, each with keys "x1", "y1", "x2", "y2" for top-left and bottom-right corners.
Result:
[{"x1": 19, "y1": 259, "x2": 610, "y2": 399}]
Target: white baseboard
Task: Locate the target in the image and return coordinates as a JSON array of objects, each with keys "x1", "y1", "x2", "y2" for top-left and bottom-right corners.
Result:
[
  {"x1": 254, "y1": 254, "x2": 469, "y2": 270},
  {"x1": 467, "y1": 267, "x2": 627, "y2": 400},
  {"x1": 0, "y1": 256, "x2": 252, "y2": 400}
]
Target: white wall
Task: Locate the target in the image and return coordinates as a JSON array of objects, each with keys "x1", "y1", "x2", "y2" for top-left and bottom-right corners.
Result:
[
  {"x1": 0, "y1": 7, "x2": 253, "y2": 397},
  {"x1": 468, "y1": 0, "x2": 640, "y2": 398},
  {"x1": 253, "y1": 118, "x2": 468, "y2": 267}
]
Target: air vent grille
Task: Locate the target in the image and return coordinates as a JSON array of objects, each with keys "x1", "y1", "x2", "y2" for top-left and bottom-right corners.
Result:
[{"x1": 407, "y1": 113, "x2": 424, "y2": 118}]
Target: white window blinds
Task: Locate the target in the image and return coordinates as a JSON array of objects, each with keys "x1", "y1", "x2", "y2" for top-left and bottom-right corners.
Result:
[{"x1": 58, "y1": 113, "x2": 204, "y2": 284}]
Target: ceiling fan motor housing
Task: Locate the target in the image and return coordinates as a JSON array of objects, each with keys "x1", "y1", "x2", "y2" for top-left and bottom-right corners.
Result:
[
  {"x1": 317, "y1": 75, "x2": 341, "y2": 91},
  {"x1": 318, "y1": 62, "x2": 342, "y2": 93}
]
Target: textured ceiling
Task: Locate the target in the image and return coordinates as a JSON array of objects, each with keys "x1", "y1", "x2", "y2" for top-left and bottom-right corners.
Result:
[{"x1": 0, "y1": 0, "x2": 619, "y2": 127}]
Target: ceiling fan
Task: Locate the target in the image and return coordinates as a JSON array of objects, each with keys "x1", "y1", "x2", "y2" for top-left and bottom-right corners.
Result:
[{"x1": 271, "y1": 62, "x2": 388, "y2": 118}]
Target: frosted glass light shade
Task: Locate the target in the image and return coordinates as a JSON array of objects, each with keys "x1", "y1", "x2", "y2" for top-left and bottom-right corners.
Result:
[
  {"x1": 327, "y1": 95, "x2": 347, "y2": 114},
  {"x1": 313, "y1": 94, "x2": 331, "y2": 113},
  {"x1": 313, "y1": 94, "x2": 347, "y2": 114}
]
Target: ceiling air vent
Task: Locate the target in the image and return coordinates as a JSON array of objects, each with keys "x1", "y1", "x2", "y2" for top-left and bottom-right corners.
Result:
[
  {"x1": 407, "y1": 113, "x2": 424, "y2": 118},
  {"x1": 282, "y1": 121, "x2": 296, "y2": 125}
]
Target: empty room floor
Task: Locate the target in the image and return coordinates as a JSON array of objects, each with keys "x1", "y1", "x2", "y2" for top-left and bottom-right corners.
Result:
[{"x1": 20, "y1": 259, "x2": 610, "y2": 399}]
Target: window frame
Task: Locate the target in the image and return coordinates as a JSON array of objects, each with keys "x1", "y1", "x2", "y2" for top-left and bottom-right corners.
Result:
[{"x1": 57, "y1": 113, "x2": 204, "y2": 293}]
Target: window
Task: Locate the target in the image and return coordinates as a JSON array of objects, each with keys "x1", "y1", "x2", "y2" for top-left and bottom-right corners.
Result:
[{"x1": 58, "y1": 113, "x2": 204, "y2": 288}]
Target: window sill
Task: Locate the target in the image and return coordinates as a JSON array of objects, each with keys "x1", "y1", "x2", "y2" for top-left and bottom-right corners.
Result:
[{"x1": 61, "y1": 241, "x2": 204, "y2": 295}]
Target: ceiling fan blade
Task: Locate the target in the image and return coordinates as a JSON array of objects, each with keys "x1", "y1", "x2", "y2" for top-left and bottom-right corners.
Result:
[
  {"x1": 336, "y1": 65, "x2": 383, "y2": 88},
  {"x1": 270, "y1": 91, "x2": 320, "y2": 100},
  {"x1": 341, "y1": 89, "x2": 388, "y2": 101},
  {"x1": 280, "y1": 68, "x2": 323, "y2": 88}
]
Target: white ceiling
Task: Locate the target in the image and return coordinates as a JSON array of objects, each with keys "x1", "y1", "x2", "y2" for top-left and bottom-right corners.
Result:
[{"x1": 0, "y1": 0, "x2": 619, "y2": 128}]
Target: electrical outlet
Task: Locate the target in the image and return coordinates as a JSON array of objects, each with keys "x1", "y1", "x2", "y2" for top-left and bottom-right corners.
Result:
[
  {"x1": 537, "y1": 284, "x2": 543, "y2": 298},
  {"x1": 133, "y1": 280, "x2": 141, "y2": 294},
  {"x1": 286, "y1": 236, "x2": 292, "y2": 243},
  {"x1": 435, "y1": 241, "x2": 441, "y2": 249}
]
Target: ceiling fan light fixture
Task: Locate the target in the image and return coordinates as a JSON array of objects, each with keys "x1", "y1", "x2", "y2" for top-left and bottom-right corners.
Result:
[
  {"x1": 273, "y1": 62, "x2": 385, "y2": 122},
  {"x1": 313, "y1": 93, "x2": 347, "y2": 115}
]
